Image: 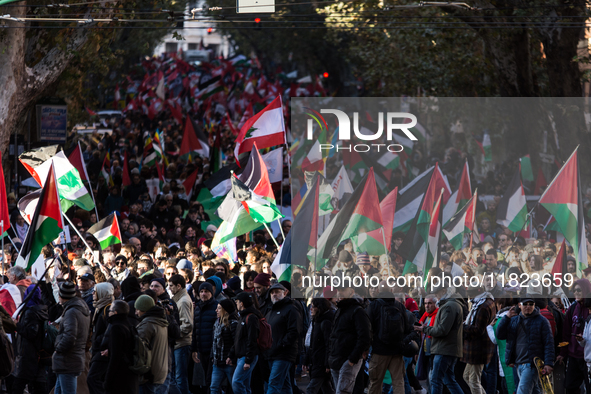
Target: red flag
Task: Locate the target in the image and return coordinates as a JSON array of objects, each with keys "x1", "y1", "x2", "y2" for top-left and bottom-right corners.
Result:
[
  {"x1": 85, "y1": 107, "x2": 98, "y2": 116},
  {"x1": 66, "y1": 143, "x2": 89, "y2": 182},
  {"x1": 0, "y1": 151, "x2": 10, "y2": 235},
  {"x1": 179, "y1": 117, "x2": 208, "y2": 159},
  {"x1": 551, "y1": 239, "x2": 568, "y2": 288},
  {"x1": 534, "y1": 168, "x2": 547, "y2": 195},
  {"x1": 226, "y1": 112, "x2": 238, "y2": 136},
  {"x1": 182, "y1": 169, "x2": 200, "y2": 200}
]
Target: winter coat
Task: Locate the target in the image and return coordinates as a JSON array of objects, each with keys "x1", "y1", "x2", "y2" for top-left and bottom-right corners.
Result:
[
  {"x1": 258, "y1": 290, "x2": 273, "y2": 317},
  {"x1": 367, "y1": 296, "x2": 409, "y2": 356},
  {"x1": 265, "y1": 297, "x2": 302, "y2": 363},
  {"x1": 232, "y1": 306, "x2": 261, "y2": 364},
  {"x1": 90, "y1": 304, "x2": 111, "y2": 363},
  {"x1": 328, "y1": 297, "x2": 371, "y2": 370},
  {"x1": 462, "y1": 295, "x2": 496, "y2": 365},
  {"x1": 561, "y1": 299, "x2": 589, "y2": 359},
  {"x1": 13, "y1": 304, "x2": 48, "y2": 380},
  {"x1": 172, "y1": 288, "x2": 194, "y2": 349},
  {"x1": 306, "y1": 309, "x2": 334, "y2": 378},
  {"x1": 52, "y1": 297, "x2": 91, "y2": 374},
  {"x1": 211, "y1": 314, "x2": 238, "y2": 366},
  {"x1": 423, "y1": 296, "x2": 464, "y2": 359},
  {"x1": 125, "y1": 292, "x2": 142, "y2": 327},
  {"x1": 497, "y1": 308, "x2": 555, "y2": 367},
  {"x1": 137, "y1": 305, "x2": 169, "y2": 385},
  {"x1": 192, "y1": 297, "x2": 218, "y2": 354},
  {"x1": 104, "y1": 313, "x2": 139, "y2": 394}
]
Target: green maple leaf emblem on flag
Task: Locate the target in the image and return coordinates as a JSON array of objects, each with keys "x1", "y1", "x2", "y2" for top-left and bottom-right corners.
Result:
[{"x1": 245, "y1": 127, "x2": 257, "y2": 139}]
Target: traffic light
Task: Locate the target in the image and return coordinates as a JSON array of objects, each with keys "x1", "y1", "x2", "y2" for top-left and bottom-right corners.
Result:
[
  {"x1": 254, "y1": 17, "x2": 261, "y2": 30},
  {"x1": 207, "y1": 27, "x2": 213, "y2": 34},
  {"x1": 323, "y1": 72, "x2": 329, "y2": 78}
]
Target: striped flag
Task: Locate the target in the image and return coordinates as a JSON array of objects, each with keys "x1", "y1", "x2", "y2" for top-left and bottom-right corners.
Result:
[{"x1": 87, "y1": 213, "x2": 122, "y2": 250}]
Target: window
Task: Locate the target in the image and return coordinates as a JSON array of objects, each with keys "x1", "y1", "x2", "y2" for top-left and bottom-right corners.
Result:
[
  {"x1": 188, "y1": 43, "x2": 198, "y2": 50},
  {"x1": 165, "y1": 42, "x2": 178, "y2": 53}
]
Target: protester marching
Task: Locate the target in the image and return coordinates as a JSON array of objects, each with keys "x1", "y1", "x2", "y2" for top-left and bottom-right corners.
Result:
[{"x1": 0, "y1": 52, "x2": 589, "y2": 394}]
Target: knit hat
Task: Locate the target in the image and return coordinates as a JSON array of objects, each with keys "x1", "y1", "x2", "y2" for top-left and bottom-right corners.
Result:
[
  {"x1": 198, "y1": 282, "x2": 214, "y2": 295},
  {"x1": 355, "y1": 252, "x2": 370, "y2": 266},
  {"x1": 135, "y1": 295, "x2": 155, "y2": 312},
  {"x1": 338, "y1": 250, "x2": 353, "y2": 263},
  {"x1": 59, "y1": 281, "x2": 77, "y2": 300},
  {"x1": 219, "y1": 298, "x2": 236, "y2": 314},
  {"x1": 176, "y1": 259, "x2": 192, "y2": 270},
  {"x1": 227, "y1": 276, "x2": 241, "y2": 291},
  {"x1": 235, "y1": 291, "x2": 254, "y2": 307},
  {"x1": 150, "y1": 277, "x2": 166, "y2": 289},
  {"x1": 253, "y1": 273, "x2": 271, "y2": 287},
  {"x1": 206, "y1": 275, "x2": 223, "y2": 297},
  {"x1": 323, "y1": 285, "x2": 337, "y2": 299}
]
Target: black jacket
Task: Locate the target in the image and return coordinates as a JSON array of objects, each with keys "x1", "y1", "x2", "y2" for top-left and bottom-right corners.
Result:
[
  {"x1": 192, "y1": 297, "x2": 219, "y2": 354},
  {"x1": 104, "y1": 313, "x2": 139, "y2": 394},
  {"x1": 212, "y1": 313, "x2": 239, "y2": 366},
  {"x1": 367, "y1": 296, "x2": 409, "y2": 356},
  {"x1": 265, "y1": 297, "x2": 302, "y2": 363},
  {"x1": 90, "y1": 304, "x2": 111, "y2": 363},
  {"x1": 13, "y1": 304, "x2": 48, "y2": 380},
  {"x1": 306, "y1": 309, "x2": 334, "y2": 378},
  {"x1": 328, "y1": 297, "x2": 371, "y2": 370},
  {"x1": 258, "y1": 290, "x2": 273, "y2": 317},
  {"x1": 232, "y1": 306, "x2": 261, "y2": 364}
]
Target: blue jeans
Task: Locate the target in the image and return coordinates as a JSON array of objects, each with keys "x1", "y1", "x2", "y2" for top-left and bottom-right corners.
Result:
[
  {"x1": 55, "y1": 373, "x2": 78, "y2": 394},
  {"x1": 403, "y1": 356, "x2": 412, "y2": 394},
  {"x1": 516, "y1": 363, "x2": 540, "y2": 394},
  {"x1": 174, "y1": 346, "x2": 191, "y2": 394},
  {"x1": 267, "y1": 359, "x2": 293, "y2": 394},
  {"x1": 430, "y1": 355, "x2": 464, "y2": 394},
  {"x1": 232, "y1": 356, "x2": 258, "y2": 394},
  {"x1": 211, "y1": 364, "x2": 236, "y2": 394}
]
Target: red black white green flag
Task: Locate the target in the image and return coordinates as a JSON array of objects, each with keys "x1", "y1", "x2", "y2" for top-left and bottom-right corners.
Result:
[{"x1": 87, "y1": 213, "x2": 122, "y2": 250}]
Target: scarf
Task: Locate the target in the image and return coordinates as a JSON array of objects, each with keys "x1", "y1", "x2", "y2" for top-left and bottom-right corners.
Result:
[
  {"x1": 465, "y1": 291, "x2": 493, "y2": 326},
  {"x1": 212, "y1": 320, "x2": 224, "y2": 364},
  {"x1": 419, "y1": 308, "x2": 439, "y2": 338},
  {"x1": 112, "y1": 267, "x2": 130, "y2": 282}
]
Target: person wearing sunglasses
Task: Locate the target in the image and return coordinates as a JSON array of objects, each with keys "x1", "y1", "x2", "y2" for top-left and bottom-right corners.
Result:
[
  {"x1": 497, "y1": 295, "x2": 555, "y2": 394},
  {"x1": 556, "y1": 278, "x2": 591, "y2": 393}
]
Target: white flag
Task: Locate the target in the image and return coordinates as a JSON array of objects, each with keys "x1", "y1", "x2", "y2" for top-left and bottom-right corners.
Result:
[{"x1": 262, "y1": 148, "x2": 283, "y2": 184}]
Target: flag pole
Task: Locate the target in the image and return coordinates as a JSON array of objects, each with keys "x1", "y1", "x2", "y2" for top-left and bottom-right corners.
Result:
[
  {"x1": 263, "y1": 223, "x2": 280, "y2": 249},
  {"x1": 62, "y1": 214, "x2": 93, "y2": 253},
  {"x1": 78, "y1": 141, "x2": 100, "y2": 220},
  {"x1": 379, "y1": 227, "x2": 391, "y2": 277},
  {"x1": 6, "y1": 235, "x2": 19, "y2": 254},
  {"x1": 276, "y1": 219, "x2": 286, "y2": 241},
  {"x1": 1, "y1": 220, "x2": 4, "y2": 276}
]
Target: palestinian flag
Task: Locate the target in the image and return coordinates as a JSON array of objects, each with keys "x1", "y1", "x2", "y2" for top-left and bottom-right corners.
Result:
[
  {"x1": 290, "y1": 175, "x2": 320, "y2": 269},
  {"x1": 443, "y1": 190, "x2": 477, "y2": 250},
  {"x1": 301, "y1": 140, "x2": 325, "y2": 173},
  {"x1": 65, "y1": 142, "x2": 90, "y2": 183},
  {"x1": 539, "y1": 148, "x2": 587, "y2": 275},
  {"x1": 392, "y1": 165, "x2": 450, "y2": 234},
  {"x1": 143, "y1": 132, "x2": 158, "y2": 167},
  {"x1": 179, "y1": 117, "x2": 210, "y2": 160},
  {"x1": 550, "y1": 239, "x2": 570, "y2": 293},
  {"x1": 401, "y1": 188, "x2": 444, "y2": 281},
  {"x1": 496, "y1": 168, "x2": 527, "y2": 232},
  {"x1": 214, "y1": 143, "x2": 282, "y2": 243},
  {"x1": 234, "y1": 96, "x2": 285, "y2": 164},
  {"x1": 196, "y1": 76, "x2": 224, "y2": 101},
  {"x1": 231, "y1": 174, "x2": 282, "y2": 224},
  {"x1": 272, "y1": 231, "x2": 293, "y2": 282},
  {"x1": 377, "y1": 151, "x2": 400, "y2": 180},
  {"x1": 19, "y1": 147, "x2": 95, "y2": 212},
  {"x1": 15, "y1": 163, "x2": 63, "y2": 273},
  {"x1": 543, "y1": 215, "x2": 561, "y2": 233},
  {"x1": 204, "y1": 155, "x2": 249, "y2": 197},
  {"x1": 443, "y1": 161, "x2": 471, "y2": 225},
  {"x1": 521, "y1": 155, "x2": 534, "y2": 182},
  {"x1": 534, "y1": 168, "x2": 547, "y2": 195},
  {"x1": 352, "y1": 187, "x2": 398, "y2": 255},
  {"x1": 321, "y1": 168, "x2": 383, "y2": 259},
  {"x1": 342, "y1": 145, "x2": 365, "y2": 184},
  {"x1": 99, "y1": 152, "x2": 114, "y2": 187},
  {"x1": 182, "y1": 169, "x2": 200, "y2": 201},
  {"x1": 87, "y1": 213, "x2": 122, "y2": 250}
]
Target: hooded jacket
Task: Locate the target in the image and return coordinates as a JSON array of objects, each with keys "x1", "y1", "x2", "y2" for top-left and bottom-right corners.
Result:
[
  {"x1": 497, "y1": 308, "x2": 555, "y2": 367},
  {"x1": 232, "y1": 305, "x2": 261, "y2": 364},
  {"x1": 137, "y1": 305, "x2": 169, "y2": 384},
  {"x1": 192, "y1": 297, "x2": 218, "y2": 354},
  {"x1": 423, "y1": 296, "x2": 464, "y2": 359},
  {"x1": 328, "y1": 296, "x2": 371, "y2": 370},
  {"x1": 52, "y1": 297, "x2": 91, "y2": 374},
  {"x1": 13, "y1": 304, "x2": 48, "y2": 379},
  {"x1": 265, "y1": 297, "x2": 302, "y2": 363},
  {"x1": 172, "y1": 287, "x2": 194, "y2": 349}
]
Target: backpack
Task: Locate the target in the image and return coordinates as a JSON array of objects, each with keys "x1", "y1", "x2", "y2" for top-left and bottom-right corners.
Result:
[
  {"x1": 377, "y1": 300, "x2": 406, "y2": 345},
  {"x1": 247, "y1": 314, "x2": 273, "y2": 351},
  {"x1": 0, "y1": 331, "x2": 14, "y2": 378},
  {"x1": 39, "y1": 321, "x2": 58, "y2": 366},
  {"x1": 128, "y1": 333, "x2": 152, "y2": 375}
]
